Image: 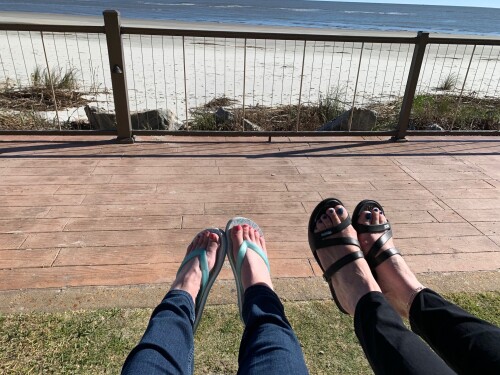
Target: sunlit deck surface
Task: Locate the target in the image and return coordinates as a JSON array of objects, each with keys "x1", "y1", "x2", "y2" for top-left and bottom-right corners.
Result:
[{"x1": 0, "y1": 135, "x2": 499, "y2": 311}]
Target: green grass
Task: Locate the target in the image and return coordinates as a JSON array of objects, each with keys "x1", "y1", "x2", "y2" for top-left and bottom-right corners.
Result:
[
  {"x1": 1, "y1": 292, "x2": 499, "y2": 374},
  {"x1": 411, "y1": 94, "x2": 500, "y2": 130}
]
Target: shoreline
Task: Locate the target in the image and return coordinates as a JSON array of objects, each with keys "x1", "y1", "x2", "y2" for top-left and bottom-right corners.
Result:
[{"x1": 1, "y1": 11, "x2": 499, "y2": 40}]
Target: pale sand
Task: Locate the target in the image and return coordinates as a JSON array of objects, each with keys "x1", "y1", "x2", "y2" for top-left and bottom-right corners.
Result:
[{"x1": 0, "y1": 11, "x2": 499, "y2": 123}]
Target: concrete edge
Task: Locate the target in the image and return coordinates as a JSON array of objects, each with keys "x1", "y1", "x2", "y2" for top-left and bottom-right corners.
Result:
[{"x1": 1, "y1": 270, "x2": 498, "y2": 313}]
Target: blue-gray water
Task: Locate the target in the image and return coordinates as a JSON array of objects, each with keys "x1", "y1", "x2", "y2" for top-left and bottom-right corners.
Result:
[{"x1": 0, "y1": 0, "x2": 499, "y2": 36}]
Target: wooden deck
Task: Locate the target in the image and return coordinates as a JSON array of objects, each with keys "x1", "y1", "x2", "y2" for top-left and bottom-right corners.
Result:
[{"x1": 0, "y1": 135, "x2": 499, "y2": 308}]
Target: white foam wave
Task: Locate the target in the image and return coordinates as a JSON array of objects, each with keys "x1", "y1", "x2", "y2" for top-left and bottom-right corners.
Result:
[
  {"x1": 143, "y1": 2, "x2": 195, "y2": 6},
  {"x1": 211, "y1": 5, "x2": 252, "y2": 8},
  {"x1": 343, "y1": 10, "x2": 412, "y2": 16},
  {"x1": 278, "y1": 8, "x2": 320, "y2": 12}
]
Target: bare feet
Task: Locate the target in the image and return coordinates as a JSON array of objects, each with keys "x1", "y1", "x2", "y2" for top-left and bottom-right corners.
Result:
[
  {"x1": 230, "y1": 224, "x2": 273, "y2": 291},
  {"x1": 170, "y1": 230, "x2": 221, "y2": 304},
  {"x1": 357, "y1": 207, "x2": 424, "y2": 318},
  {"x1": 314, "y1": 205, "x2": 380, "y2": 315}
]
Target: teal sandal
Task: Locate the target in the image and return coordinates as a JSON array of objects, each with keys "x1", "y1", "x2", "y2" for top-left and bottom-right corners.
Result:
[
  {"x1": 225, "y1": 217, "x2": 270, "y2": 321},
  {"x1": 176, "y1": 228, "x2": 226, "y2": 333}
]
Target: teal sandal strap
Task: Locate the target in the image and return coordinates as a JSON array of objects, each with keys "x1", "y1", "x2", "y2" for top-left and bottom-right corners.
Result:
[
  {"x1": 177, "y1": 248, "x2": 209, "y2": 305},
  {"x1": 236, "y1": 240, "x2": 270, "y2": 278}
]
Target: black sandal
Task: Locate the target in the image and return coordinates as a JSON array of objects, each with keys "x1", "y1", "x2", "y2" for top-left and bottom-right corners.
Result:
[
  {"x1": 308, "y1": 198, "x2": 364, "y2": 314},
  {"x1": 352, "y1": 199, "x2": 401, "y2": 278}
]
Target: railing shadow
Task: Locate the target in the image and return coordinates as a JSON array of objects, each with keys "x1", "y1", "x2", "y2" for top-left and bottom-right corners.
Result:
[{"x1": 1, "y1": 137, "x2": 499, "y2": 158}]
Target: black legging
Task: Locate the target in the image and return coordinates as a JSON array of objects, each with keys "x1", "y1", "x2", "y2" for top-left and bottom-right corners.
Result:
[{"x1": 354, "y1": 289, "x2": 500, "y2": 375}]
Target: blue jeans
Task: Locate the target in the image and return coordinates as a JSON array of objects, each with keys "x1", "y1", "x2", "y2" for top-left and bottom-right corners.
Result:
[{"x1": 122, "y1": 285, "x2": 309, "y2": 375}]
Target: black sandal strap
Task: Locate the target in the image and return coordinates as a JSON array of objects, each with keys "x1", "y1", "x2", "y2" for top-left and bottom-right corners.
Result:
[
  {"x1": 314, "y1": 216, "x2": 352, "y2": 241},
  {"x1": 314, "y1": 236, "x2": 361, "y2": 251},
  {"x1": 368, "y1": 248, "x2": 401, "y2": 269},
  {"x1": 366, "y1": 229, "x2": 393, "y2": 260},
  {"x1": 356, "y1": 222, "x2": 391, "y2": 234},
  {"x1": 323, "y1": 251, "x2": 364, "y2": 281}
]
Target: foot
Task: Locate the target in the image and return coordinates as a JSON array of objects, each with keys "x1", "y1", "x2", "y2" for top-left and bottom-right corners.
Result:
[
  {"x1": 170, "y1": 230, "x2": 221, "y2": 304},
  {"x1": 314, "y1": 205, "x2": 380, "y2": 315},
  {"x1": 230, "y1": 224, "x2": 273, "y2": 291},
  {"x1": 357, "y1": 208, "x2": 424, "y2": 318}
]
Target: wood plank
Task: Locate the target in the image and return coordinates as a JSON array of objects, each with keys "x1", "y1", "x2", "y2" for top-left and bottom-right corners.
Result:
[
  {"x1": 406, "y1": 252, "x2": 500, "y2": 273},
  {"x1": 98, "y1": 159, "x2": 216, "y2": 167},
  {"x1": 408, "y1": 172, "x2": 491, "y2": 181},
  {"x1": 419, "y1": 180, "x2": 496, "y2": 191},
  {"x1": 0, "y1": 207, "x2": 51, "y2": 219},
  {"x1": 204, "y1": 202, "x2": 306, "y2": 215},
  {"x1": 397, "y1": 236, "x2": 500, "y2": 256},
  {"x1": 219, "y1": 166, "x2": 299, "y2": 175},
  {"x1": 2, "y1": 167, "x2": 95, "y2": 176},
  {"x1": 0, "y1": 195, "x2": 85, "y2": 207},
  {"x1": 0, "y1": 233, "x2": 28, "y2": 250},
  {"x1": 0, "y1": 249, "x2": 58, "y2": 269},
  {"x1": 182, "y1": 214, "x2": 310, "y2": 229},
  {"x1": 56, "y1": 184, "x2": 157, "y2": 195},
  {"x1": 157, "y1": 182, "x2": 287, "y2": 193},
  {"x1": 440, "y1": 198, "x2": 500, "y2": 210},
  {"x1": 0, "y1": 175, "x2": 111, "y2": 185},
  {"x1": 0, "y1": 185, "x2": 60, "y2": 195},
  {"x1": 392, "y1": 222, "x2": 481, "y2": 239},
  {"x1": 471, "y1": 222, "x2": 500, "y2": 236},
  {"x1": 322, "y1": 172, "x2": 413, "y2": 182},
  {"x1": 82, "y1": 191, "x2": 321, "y2": 205},
  {"x1": 110, "y1": 173, "x2": 325, "y2": 184},
  {"x1": 45, "y1": 203, "x2": 204, "y2": 218},
  {"x1": 21, "y1": 229, "x2": 200, "y2": 249},
  {"x1": 64, "y1": 216, "x2": 182, "y2": 232},
  {"x1": 92, "y1": 166, "x2": 219, "y2": 175},
  {"x1": 0, "y1": 219, "x2": 68, "y2": 233}
]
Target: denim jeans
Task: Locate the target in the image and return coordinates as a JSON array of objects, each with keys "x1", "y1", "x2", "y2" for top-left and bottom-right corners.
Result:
[{"x1": 122, "y1": 285, "x2": 309, "y2": 375}]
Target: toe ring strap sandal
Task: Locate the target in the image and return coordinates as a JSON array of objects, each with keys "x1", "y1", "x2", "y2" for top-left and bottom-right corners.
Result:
[
  {"x1": 352, "y1": 200, "x2": 401, "y2": 271},
  {"x1": 308, "y1": 198, "x2": 364, "y2": 314}
]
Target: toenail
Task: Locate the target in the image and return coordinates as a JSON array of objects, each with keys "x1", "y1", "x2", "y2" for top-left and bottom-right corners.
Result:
[
  {"x1": 327, "y1": 208, "x2": 334, "y2": 214},
  {"x1": 365, "y1": 212, "x2": 372, "y2": 220},
  {"x1": 373, "y1": 208, "x2": 379, "y2": 212},
  {"x1": 234, "y1": 225, "x2": 242, "y2": 231},
  {"x1": 322, "y1": 214, "x2": 328, "y2": 219},
  {"x1": 336, "y1": 207, "x2": 343, "y2": 215}
]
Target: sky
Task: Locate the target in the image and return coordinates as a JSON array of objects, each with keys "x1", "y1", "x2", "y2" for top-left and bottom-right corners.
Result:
[{"x1": 318, "y1": 0, "x2": 499, "y2": 8}]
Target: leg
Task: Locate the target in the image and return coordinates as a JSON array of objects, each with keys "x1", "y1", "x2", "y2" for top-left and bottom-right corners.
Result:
[
  {"x1": 356, "y1": 204, "x2": 500, "y2": 374},
  {"x1": 410, "y1": 288, "x2": 500, "y2": 375},
  {"x1": 122, "y1": 290, "x2": 196, "y2": 375},
  {"x1": 122, "y1": 231, "x2": 223, "y2": 375},
  {"x1": 229, "y1": 223, "x2": 308, "y2": 375},
  {"x1": 310, "y1": 201, "x2": 454, "y2": 374}
]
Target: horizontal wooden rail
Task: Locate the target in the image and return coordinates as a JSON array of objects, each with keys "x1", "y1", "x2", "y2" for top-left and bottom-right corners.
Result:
[{"x1": 0, "y1": 24, "x2": 104, "y2": 33}]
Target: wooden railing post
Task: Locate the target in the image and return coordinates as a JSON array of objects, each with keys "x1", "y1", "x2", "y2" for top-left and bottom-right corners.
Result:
[
  {"x1": 103, "y1": 10, "x2": 134, "y2": 143},
  {"x1": 394, "y1": 31, "x2": 429, "y2": 141}
]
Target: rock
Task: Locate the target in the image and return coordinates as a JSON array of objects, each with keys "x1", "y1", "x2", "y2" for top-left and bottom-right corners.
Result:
[
  {"x1": 318, "y1": 107, "x2": 377, "y2": 131},
  {"x1": 426, "y1": 123, "x2": 444, "y2": 131},
  {"x1": 131, "y1": 109, "x2": 181, "y2": 130},
  {"x1": 214, "y1": 107, "x2": 262, "y2": 131},
  {"x1": 84, "y1": 105, "x2": 116, "y2": 130},
  {"x1": 84, "y1": 106, "x2": 181, "y2": 131},
  {"x1": 215, "y1": 107, "x2": 234, "y2": 123}
]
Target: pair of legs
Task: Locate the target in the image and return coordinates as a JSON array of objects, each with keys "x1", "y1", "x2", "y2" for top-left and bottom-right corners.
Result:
[
  {"x1": 122, "y1": 225, "x2": 308, "y2": 375},
  {"x1": 122, "y1": 204, "x2": 500, "y2": 374},
  {"x1": 313, "y1": 202, "x2": 500, "y2": 374}
]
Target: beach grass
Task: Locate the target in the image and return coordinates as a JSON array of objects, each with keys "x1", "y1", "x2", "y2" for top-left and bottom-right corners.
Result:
[{"x1": 1, "y1": 292, "x2": 499, "y2": 375}]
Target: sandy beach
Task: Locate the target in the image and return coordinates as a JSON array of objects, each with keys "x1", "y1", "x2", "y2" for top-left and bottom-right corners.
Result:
[{"x1": 0, "y1": 11, "x2": 499, "y2": 124}]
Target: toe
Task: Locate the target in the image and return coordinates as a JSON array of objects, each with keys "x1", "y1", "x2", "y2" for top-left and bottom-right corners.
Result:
[
  {"x1": 371, "y1": 207, "x2": 380, "y2": 225},
  {"x1": 199, "y1": 231, "x2": 210, "y2": 250},
  {"x1": 320, "y1": 213, "x2": 333, "y2": 227},
  {"x1": 248, "y1": 226, "x2": 256, "y2": 242},
  {"x1": 326, "y1": 206, "x2": 341, "y2": 225},
  {"x1": 379, "y1": 211, "x2": 387, "y2": 224},
  {"x1": 359, "y1": 210, "x2": 372, "y2": 225},
  {"x1": 232, "y1": 224, "x2": 244, "y2": 246},
  {"x1": 242, "y1": 224, "x2": 250, "y2": 241},
  {"x1": 207, "y1": 232, "x2": 220, "y2": 252}
]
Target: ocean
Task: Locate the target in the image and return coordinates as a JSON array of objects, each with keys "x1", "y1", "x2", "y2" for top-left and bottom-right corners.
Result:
[{"x1": 0, "y1": 0, "x2": 499, "y2": 36}]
